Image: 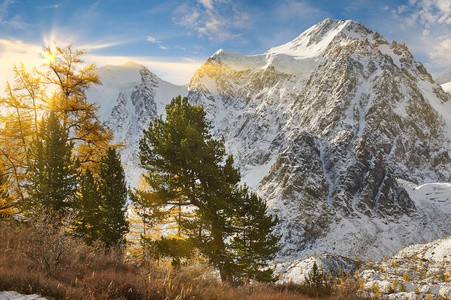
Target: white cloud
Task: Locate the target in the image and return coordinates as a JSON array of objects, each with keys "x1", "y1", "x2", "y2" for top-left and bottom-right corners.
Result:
[
  {"x1": 402, "y1": 0, "x2": 451, "y2": 27},
  {"x1": 198, "y1": 0, "x2": 214, "y2": 11},
  {"x1": 173, "y1": 0, "x2": 251, "y2": 42},
  {"x1": 146, "y1": 35, "x2": 168, "y2": 50},
  {"x1": 397, "y1": 5, "x2": 409, "y2": 14},
  {"x1": 146, "y1": 36, "x2": 157, "y2": 43},
  {"x1": 390, "y1": 0, "x2": 451, "y2": 71},
  {"x1": 430, "y1": 37, "x2": 451, "y2": 66},
  {"x1": 80, "y1": 41, "x2": 131, "y2": 51}
]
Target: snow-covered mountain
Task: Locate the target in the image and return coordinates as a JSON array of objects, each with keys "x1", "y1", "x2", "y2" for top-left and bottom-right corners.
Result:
[
  {"x1": 86, "y1": 61, "x2": 188, "y2": 187},
  {"x1": 87, "y1": 19, "x2": 451, "y2": 262},
  {"x1": 187, "y1": 18, "x2": 451, "y2": 260}
]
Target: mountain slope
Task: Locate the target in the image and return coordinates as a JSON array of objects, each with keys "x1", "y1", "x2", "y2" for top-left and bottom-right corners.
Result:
[
  {"x1": 187, "y1": 19, "x2": 451, "y2": 259},
  {"x1": 86, "y1": 62, "x2": 188, "y2": 187}
]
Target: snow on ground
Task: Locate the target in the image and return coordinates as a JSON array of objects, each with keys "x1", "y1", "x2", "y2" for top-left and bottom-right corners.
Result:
[
  {"x1": 0, "y1": 292, "x2": 47, "y2": 300},
  {"x1": 442, "y1": 82, "x2": 451, "y2": 94},
  {"x1": 275, "y1": 253, "x2": 361, "y2": 284}
]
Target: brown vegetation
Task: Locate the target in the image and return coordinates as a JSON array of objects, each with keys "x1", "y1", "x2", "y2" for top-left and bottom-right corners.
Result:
[{"x1": 0, "y1": 218, "x2": 366, "y2": 300}]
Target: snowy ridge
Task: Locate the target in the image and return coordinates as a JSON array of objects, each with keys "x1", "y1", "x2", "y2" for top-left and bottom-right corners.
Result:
[
  {"x1": 267, "y1": 18, "x2": 383, "y2": 58},
  {"x1": 211, "y1": 19, "x2": 389, "y2": 77}
]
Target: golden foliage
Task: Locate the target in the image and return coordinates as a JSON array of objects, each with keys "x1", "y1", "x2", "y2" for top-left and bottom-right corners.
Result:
[{"x1": 0, "y1": 44, "x2": 115, "y2": 209}]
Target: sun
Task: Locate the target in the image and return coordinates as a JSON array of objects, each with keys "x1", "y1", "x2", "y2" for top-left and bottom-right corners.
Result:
[{"x1": 41, "y1": 50, "x2": 56, "y2": 64}]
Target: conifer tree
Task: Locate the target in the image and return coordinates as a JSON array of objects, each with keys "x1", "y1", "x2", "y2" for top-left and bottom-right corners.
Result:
[
  {"x1": 98, "y1": 147, "x2": 128, "y2": 249},
  {"x1": 137, "y1": 96, "x2": 279, "y2": 282},
  {"x1": 24, "y1": 112, "x2": 79, "y2": 214},
  {"x1": 231, "y1": 186, "x2": 280, "y2": 282},
  {"x1": 0, "y1": 65, "x2": 44, "y2": 202},
  {"x1": 76, "y1": 168, "x2": 101, "y2": 245},
  {"x1": 39, "y1": 45, "x2": 113, "y2": 170},
  {"x1": 305, "y1": 261, "x2": 325, "y2": 288}
]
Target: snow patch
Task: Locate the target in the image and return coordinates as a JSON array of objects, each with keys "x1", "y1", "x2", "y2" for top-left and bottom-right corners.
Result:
[
  {"x1": 0, "y1": 291, "x2": 47, "y2": 300},
  {"x1": 442, "y1": 82, "x2": 451, "y2": 94}
]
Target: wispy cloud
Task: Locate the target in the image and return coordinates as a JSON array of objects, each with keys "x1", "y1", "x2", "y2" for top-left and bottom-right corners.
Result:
[
  {"x1": 146, "y1": 35, "x2": 168, "y2": 50},
  {"x1": 0, "y1": 0, "x2": 12, "y2": 19},
  {"x1": 390, "y1": 0, "x2": 451, "y2": 70},
  {"x1": 172, "y1": 0, "x2": 251, "y2": 42},
  {"x1": 0, "y1": 38, "x2": 41, "y2": 56},
  {"x1": 37, "y1": 4, "x2": 61, "y2": 11},
  {"x1": 71, "y1": 0, "x2": 101, "y2": 27},
  {"x1": 0, "y1": 0, "x2": 28, "y2": 29},
  {"x1": 81, "y1": 40, "x2": 134, "y2": 51},
  {"x1": 430, "y1": 37, "x2": 451, "y2": 67}
]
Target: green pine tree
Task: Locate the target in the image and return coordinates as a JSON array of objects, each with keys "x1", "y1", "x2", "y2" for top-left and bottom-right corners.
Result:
[
  {"x1": 305, "y1": 261, "x2": 324, "y2": 288},
  {"x1": 24, "y1": 111, "x2": 79, "y2": 215},
  {"x1": 98, "y1": 147, "x2": 129, "y2": 249},
  {"x1": 76, "y1": 168, "x2": 102, "y2": 245},
  {"x1": 231, "y1": 186, "x2": 280, "y2": 282},
  {"x1": 136, "y1": 96, "x2": 279, "y2": 283}
]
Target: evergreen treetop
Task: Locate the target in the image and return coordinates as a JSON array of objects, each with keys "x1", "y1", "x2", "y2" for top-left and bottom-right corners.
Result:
[{"x1": 24, "y1": 111, "x2": 79, "y2": 214}]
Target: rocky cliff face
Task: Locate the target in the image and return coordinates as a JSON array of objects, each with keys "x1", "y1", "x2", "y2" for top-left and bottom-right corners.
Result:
[{"x1": 187, "y1": 19, "x2": 451, "y2": 259}]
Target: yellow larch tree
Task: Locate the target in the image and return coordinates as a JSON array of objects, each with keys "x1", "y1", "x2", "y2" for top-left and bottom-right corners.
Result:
[{"x1": 39, "y1": 45, "x2": 114, "y2": 171}]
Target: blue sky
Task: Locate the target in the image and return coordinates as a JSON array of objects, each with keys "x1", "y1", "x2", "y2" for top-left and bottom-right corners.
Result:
[{"x1": 1, "y1": 0, "x2": 451, "y2": 85}]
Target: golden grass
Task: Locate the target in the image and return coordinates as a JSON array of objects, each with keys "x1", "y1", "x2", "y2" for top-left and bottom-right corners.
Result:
[{"x1": 0, "y1": 219, "x2": 367, "y2": 300}]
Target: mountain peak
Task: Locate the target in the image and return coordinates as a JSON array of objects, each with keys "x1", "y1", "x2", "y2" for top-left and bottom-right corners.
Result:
[
  {"x1": 204, "y1": 18, "x2": 390, "y2": 76},
  {"x1": 118, "y1": 61, "x2": 143, "y2": 69},
  {"x1": 267, "y1": 18, "x2": 386, "y2": 58}
]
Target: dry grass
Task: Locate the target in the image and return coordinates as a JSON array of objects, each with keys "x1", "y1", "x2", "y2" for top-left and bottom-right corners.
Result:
[{"x1": 0, "y1": 218, "x2": 366, "y2": 300}]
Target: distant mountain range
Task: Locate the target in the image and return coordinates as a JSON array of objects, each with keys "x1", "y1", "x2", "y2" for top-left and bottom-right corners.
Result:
[{"x1": 87, "y1": 18, "x2": 451, "y2": 261}]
